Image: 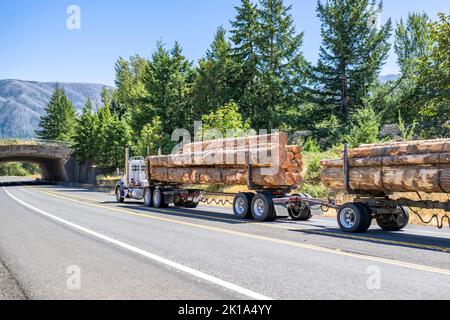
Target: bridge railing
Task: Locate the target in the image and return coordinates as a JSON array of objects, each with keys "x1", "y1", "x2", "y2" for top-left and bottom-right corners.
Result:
[{"x1": 0, "y1": 139, "x2": 71, "y2": 147}]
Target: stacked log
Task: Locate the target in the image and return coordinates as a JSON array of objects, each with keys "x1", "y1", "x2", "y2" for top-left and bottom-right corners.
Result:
[
  {"x1": 321, "y1": 139, "x2": 450, "y2": 194},
  {"x1": 146, "y1": 133, "x2": 303, "y2": 187}
]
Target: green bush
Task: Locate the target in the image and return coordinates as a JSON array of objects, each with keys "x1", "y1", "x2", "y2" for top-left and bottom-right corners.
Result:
[
  {"x1": 346, "y1": 107, "x2": 380, "y2": 148},
  {"x1": 0, "y1": 163, "x2": 30, "y2": 176},
  {"x1": 302, "y1": 137, "x2": 321, "y2": 153},
  {"x1": 304, "y1": 155, "x2": 322, "y2": 185},
  {"x1": 300, "y1": 183, "x2": 329, "y2": 199}
]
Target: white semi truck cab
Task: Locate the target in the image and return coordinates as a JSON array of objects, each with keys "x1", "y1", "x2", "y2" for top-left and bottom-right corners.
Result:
[{"x1": 115, "y1": 149, "x2": 204, "y2": 209}]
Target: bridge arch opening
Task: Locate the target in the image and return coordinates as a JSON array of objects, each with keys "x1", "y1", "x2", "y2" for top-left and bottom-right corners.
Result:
[
  {"x1": 0, "y1": 157, "x2": 67, "y2": 181},
  {"x1": 0, "y1": 142, "x2": 72, "y2": 182}
]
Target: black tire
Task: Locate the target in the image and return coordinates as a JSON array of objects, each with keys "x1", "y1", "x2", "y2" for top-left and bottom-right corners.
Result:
[
  {"x1": 354, "y1": 203, "x2": 373, "y2": 232},
  {"x1": 251, "y1": 193, "x2": 275, "y2": 222},
  {"x1": 233, "y1": 193, "x2": 253, "y2": 219},
  {"x1": 144, "y1": 188, "x2": 153, "y2": 207},
  {"x1": 288, "y1": 207, "x2": 312, "y2": 221},
  {"x1": 376, "y1": 207, "x2": 409, "y2": 231},
  {"x1": 337, "y1": 203, "x2": 372, "y2": 233},
  {"x1": 115, "y1": 186, "x2": 124, "y2": 203},
  {"x1": 288, "y1": 194, "x2": 312, "y2": 221},
  {"x1": 153, "y1": 188, "x2": 168, "y2": 208}
]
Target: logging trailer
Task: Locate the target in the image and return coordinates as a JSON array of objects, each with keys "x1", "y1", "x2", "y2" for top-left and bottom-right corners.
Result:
[
  {"x1": 115, "y1": 144, "x2": 450, "y2": 234},
  {"x1": 115, "y1": 146, "x2": 320, "y2": 223}
]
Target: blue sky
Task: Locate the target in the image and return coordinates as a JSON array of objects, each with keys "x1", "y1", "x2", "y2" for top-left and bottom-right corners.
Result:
[{"x1": 1, "y1": 0, "x2": 448, "y2": 86}]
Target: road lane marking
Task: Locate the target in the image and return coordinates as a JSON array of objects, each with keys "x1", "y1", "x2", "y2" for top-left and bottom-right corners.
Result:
[
  {"x1": 22, "y1": 186, "x2": 450, "y2": 276},
  {"x1": 1, "y1": 186, "x2": 272, "y2": 300},
  {"x1": 26, "y1": 187, "x2": 450, "y2": 253}
]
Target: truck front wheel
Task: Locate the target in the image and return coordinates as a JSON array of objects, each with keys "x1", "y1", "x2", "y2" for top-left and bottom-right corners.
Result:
[{"x1": 116, "y1": 186, "x2": 124, "y2": 203}]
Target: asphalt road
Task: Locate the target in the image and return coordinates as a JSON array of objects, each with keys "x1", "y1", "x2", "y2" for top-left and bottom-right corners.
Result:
[{"x1": 0, "y1": 176, "x2": 449, "y2": 300}]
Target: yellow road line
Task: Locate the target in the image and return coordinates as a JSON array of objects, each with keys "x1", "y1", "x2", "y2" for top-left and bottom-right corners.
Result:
[
  {"x1": 23, "y1": 186, "x2": 450, "y2": 276},
  {"x1": 26, "y1": 186, "x2": 450, "y2": 253}
]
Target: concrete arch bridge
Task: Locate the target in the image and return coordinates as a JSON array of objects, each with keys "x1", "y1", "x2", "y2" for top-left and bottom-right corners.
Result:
[{"x1": 0, "y1": 140, "x2": 96, "y2": 183}]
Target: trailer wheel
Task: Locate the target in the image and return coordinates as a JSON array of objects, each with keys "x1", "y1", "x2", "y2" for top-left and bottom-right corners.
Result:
[
  {"x1": 288, "y1": 207, "x2": 312, "y2": 221},
  {"x1": 251, "y1": 193, "x2": 275, "y2": 222},
  {"x1": 376, "y1": 207, "x2": 409, "y2": 231},
  {"x1": 144, "y1": 188, "x2": 153, "y2": 207},
  {"x1": 153, "y1": 188, "x2": 168, "y2": 208},
  {"x1": 233, "y1": 193, "x2": 253, "y2": 219},
  {"x1": 337, "y1": 203, "x2": 372, "y2": 233},
  {"x1": 288, "y1": 194, "x2": 312, "y2": 221},
  {"x1": 115, "y1": 186, "x2": 124, "y2": 203}
]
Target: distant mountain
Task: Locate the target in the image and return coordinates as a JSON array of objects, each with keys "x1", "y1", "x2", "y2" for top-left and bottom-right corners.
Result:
[
  {"x1": 380, "y1": 74, "x2": 400, "y2": 83},
  {"x1": 0, "y1": 79, "x2": 111, "y2": 138}
]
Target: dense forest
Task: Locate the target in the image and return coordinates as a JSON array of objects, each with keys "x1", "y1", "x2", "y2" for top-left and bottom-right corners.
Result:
[{"x1": 35, "y1": 0, "x2": 449, "y2": 176}]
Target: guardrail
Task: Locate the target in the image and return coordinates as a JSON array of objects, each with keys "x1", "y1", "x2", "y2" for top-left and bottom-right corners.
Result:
[{"x1": 0, "y1": 139, "x2": 71, "y2": 147}]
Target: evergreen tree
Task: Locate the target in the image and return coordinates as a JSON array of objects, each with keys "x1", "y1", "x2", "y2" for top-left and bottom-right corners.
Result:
[
  {"x1": 36, "y1": 85, "x2": 77, "y2": 141},
  {"x1": 346, "y1": 107, "x2": 380, "y2": 147},
  {"x1": 106, "y1": 115, "x2": 132, "y2": 171},
  {"x1": 94, "y1": 104, "x2": 114, "y2": 169},
  {"x1": 395, "y1": 12, "x2": 431, "y2": 75},
  {"x1": 312, "y1": 0, "x2": 392, "y2": 121},
  {"x1": 142, "y1": 42, "x2": 195, "y2": 134},
  {"x1": 254, "y1": 0, "x2": 308, "y2": 129},
  {"x1": 114, "y1": 55, "x2": 148, "y2": 117},
  {"x1": 72, "y1": 98, "x2": 98, "y2": 163},
  {"x1": 370, "y1": 12, "x2": 448, "y2": 138},
  {"x1": 230, "y1": 0, "x2": 260, "y2": 119},
  {"x1": 134, "y1": 116, "x2": 169, "y2": 156},
  {"x1": 192, "y1": 27, "x2": 241, "y2": 118},
  {"x1": 416, "y1": 13, "x2": 450, "y2": 137}
]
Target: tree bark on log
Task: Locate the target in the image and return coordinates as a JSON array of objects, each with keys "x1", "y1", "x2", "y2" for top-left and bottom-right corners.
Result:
[
  {"x1": 148, "y1": 145, "x2": 287, "y2": 168},
  {"x1": 144, "y1": 133, "x2": 303, "y2": 188},
  {"x1": 321, "y1": 165, "x2": 450, "y2": 193},
  {"x1": 321, "y1": 152, "x2": 450, "y2": 168},
  {"x1": 321, "y1": 139, "x2": 450, "y2": 194},
  {"x1": 348, "y1": 139, "x2": 450, "y2": 158},
  {"x1": 182, "y1": 133, "x2": 288, "y2": 153},
  {"x1": 149, "y1": 166, "x2": 302, "y2": 187}
]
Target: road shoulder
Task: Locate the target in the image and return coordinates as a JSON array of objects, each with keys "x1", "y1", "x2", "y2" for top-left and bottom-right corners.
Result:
[{"x1": 0, "y1": 258, "x2": 26, "y2": 300}]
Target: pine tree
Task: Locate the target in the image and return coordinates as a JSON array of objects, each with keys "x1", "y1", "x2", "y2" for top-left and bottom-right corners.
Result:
[
  {"x1": 94, "y1": 104, "x2": 113, "y2": 169},
  {"x1": 254, "y1": 0, "x2": 308, "y2": 129},
  {"x1": 106, "y1": 115, "x2": 132, "y2": 171},
  {"x1": 313, "y1": 0, "x2": 392, "y2": 121},
  {"x1": 230, "y1": 0, "x2": 260, "y2": 119},
  {"x1": 192, "y1": 27, "x2": 242, "y2": 119},
  {"x1": 142, "y1": 42, "x2": 194, "y2": 134},
  {"x1": 395, "y1": 12, "x2": 431, "y2": 75},
  {"x1": 36, "y1": 85, "x2": 77, "y2": 142},
  {"x1": 134, "y1": 116, "x2": 168, "y2": 156},
  {"x1": 114, "y1": 55, "x2": 148, "y2": 117},
  {"x1": 416, "y1": 13, "x2": 450, "y2": 137},
  {"x1": 72, "y1": 98, "x2": 98, "y2": 163}
]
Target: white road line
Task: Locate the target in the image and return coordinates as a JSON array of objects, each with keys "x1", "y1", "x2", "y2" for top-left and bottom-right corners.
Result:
[{"x1": 2, "y1": 185, "x2": 272, "y2": 301}]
